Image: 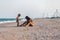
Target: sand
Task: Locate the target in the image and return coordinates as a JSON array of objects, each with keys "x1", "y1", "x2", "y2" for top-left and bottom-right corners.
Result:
[{"x1": 0, "y1": 19, "x2": 60, "y2": 40}]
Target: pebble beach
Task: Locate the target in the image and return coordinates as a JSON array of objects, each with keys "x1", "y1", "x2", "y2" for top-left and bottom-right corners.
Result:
[{"x1": 0, "y1": 18, "x2": 60, "y2": 40}]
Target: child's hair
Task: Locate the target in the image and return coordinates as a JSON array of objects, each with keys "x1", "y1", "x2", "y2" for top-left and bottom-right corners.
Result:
[
  {"x1": 25, "y1": 16, "x2": 31, "y2": 20},
  {"x1": 18, "y1": 14, "x2": 21, "y2": 17}
]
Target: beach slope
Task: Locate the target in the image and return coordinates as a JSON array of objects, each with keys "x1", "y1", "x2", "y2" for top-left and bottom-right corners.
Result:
[{"x1": 0, "y1": 19, "x2": 60, "y2": 40}]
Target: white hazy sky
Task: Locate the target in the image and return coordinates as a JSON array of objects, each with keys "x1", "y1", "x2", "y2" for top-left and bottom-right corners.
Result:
[{"x1": 0, "y1": 0, "x2": 60, "y2": 18}]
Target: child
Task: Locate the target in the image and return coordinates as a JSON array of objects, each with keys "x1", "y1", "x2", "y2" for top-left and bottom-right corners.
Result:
[
  {"x1": 16, "y1": 14, "x2": 21, "y2": 26},
  {"x1": 20, "y1": 16, "x2": 34, "y2": 27}
]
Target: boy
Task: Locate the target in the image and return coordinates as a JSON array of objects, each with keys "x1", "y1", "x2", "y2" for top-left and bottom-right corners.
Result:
[{"x1": 16, "y1": 14, "x2": 21, "y2": 26}]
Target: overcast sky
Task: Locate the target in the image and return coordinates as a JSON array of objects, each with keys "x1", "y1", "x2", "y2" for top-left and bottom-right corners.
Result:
[{"x1": 0, "y1": 0, "x2": 60, "y2": 18}]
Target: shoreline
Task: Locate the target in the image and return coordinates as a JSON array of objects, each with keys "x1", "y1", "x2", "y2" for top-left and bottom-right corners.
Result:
[{"x1": 0, "y1": 18, "x2": 60, "y2": 27}]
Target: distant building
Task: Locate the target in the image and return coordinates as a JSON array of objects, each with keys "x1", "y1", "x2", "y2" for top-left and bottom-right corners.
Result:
[{"x1": 51, "y1": 9, "x2": 60, "y2": 19}]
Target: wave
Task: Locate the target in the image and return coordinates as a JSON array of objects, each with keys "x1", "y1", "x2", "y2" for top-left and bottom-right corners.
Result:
[
  {"x1": 0, "y1": 20, "x2": 16, "y2": 24},
  {"x1": 0, "y1": 18, "x2": 26, "y2": 24}
]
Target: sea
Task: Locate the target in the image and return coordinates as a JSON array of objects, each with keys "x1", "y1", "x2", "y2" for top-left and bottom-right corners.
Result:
[{"x1": 0, "y1": 18, "x2": 25, "y2": 24}]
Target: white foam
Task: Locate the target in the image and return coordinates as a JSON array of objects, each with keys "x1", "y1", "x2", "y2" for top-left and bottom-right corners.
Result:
[
  {"x1": 0, "y1": 19, "x2": 26, "y2": 24},
  {"x1": 0, "y1": 20, "x2": 16, "y2": 24}
]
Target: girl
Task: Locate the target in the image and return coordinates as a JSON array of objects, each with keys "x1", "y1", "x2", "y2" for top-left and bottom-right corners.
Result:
[{"x1": 20, "y1": 16, "x2": 34, "y2": 27}]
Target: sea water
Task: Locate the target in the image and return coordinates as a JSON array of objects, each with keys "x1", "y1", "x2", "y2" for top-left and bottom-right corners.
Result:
[{"x1": 0, "y1": 18, "x2": 25, "y2": 24}]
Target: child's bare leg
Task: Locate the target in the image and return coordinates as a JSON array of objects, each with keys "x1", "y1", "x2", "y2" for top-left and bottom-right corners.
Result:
[
  {"x1": 25, "y1": 21, "x2": 34, "y2": 27},
  {"x1": 17, "y1": 22, "x2": 19, "y2": 26}
]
